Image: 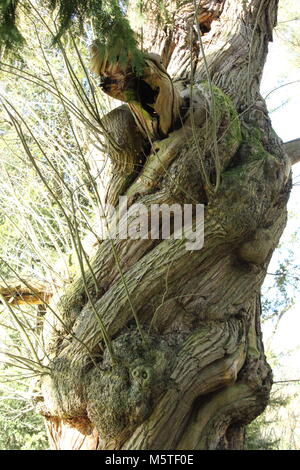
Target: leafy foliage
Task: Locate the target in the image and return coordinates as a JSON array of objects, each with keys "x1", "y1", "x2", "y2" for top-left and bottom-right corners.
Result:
[
  {"x1": 0, "y1": 6, "x2": 114, "y2": 448},
  {"x1": 0, "y1": 403, "x2": 47, "y2": 449},
  {"x1": 0, "y1": 385, "x2": 48, "y2": 449},
  {"x1": 246, "y1": 381, "x2": 300, "y2": 450},
  {"x1": 0, "y1": 0, "x2": 144, "y2": 71},
  {"x1": 0, "y1": 309, "x2": 48, "y2": 449},
  {"x1": 275, "y1": 0, "x2": 300, "y2": 68},
  {"x1": 246, "y1": 230, "x2": 300, "y2": 449},
  {"x1": 0, "y1": 0, "x2": 24, "y2": 54},
  {"x1": 246, "y1": 390, "x2": 289, "y2": 450},
  {"x1": 262, "y1": 244, "x2": 299, "y2": 322}
]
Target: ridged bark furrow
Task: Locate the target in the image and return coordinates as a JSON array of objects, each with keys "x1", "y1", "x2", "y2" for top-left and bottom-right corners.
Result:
[{"x1": 41, "y1": 0, "x2": 290, "y2": 450}]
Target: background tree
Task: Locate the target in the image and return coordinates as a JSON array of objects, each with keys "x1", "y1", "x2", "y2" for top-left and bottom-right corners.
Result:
[{"x1": 1, "y1": 0, "x2": 300, "y2": 450}]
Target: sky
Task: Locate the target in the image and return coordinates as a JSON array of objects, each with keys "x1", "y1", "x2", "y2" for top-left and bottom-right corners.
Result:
[{"x1": 260, "y1": 26, "x2": 300, "y2": 381}]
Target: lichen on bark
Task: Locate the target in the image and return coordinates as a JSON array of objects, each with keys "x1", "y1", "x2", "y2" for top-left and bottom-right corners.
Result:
[{"x1": 39, "y1": 0, "x2": 292, "y2": 450}]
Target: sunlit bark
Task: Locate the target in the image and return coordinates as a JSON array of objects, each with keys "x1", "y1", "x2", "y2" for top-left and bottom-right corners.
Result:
[{"x1": 40, "y1": 0, "x2": 292, "y2": 450}]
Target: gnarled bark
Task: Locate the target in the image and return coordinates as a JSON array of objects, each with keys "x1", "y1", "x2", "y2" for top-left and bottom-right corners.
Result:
[{"x1": 38, "y1": 0, "x2": 292, "y2": 450}]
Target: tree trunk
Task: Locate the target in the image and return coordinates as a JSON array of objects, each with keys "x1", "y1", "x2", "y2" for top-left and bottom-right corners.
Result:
[{"x1": 38, "y1": 0, "x2": 293, "y2": 450}]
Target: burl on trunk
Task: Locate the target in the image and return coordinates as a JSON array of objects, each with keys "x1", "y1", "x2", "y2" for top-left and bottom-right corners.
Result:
[{"x1": 39, "y1": 0, "x2": 292, "y2": 450}]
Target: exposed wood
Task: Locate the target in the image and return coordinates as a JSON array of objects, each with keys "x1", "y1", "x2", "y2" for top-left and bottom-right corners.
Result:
[
  {"x1": 41, "y1": 0, "x2": 291, "y2": 450},
  {"x1": 45, "y1": 417, "x2": 98, "y2": 450},
  {"x1": 91, "y1": 45, "x2": 183, "y2": 139},
  {"x1": 0, "y1": 279, "x2": 52, "y2": 305}
]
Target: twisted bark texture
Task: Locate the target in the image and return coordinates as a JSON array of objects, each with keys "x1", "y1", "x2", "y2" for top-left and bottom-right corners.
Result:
[{"x1": 39, "y1": 0, "x2": 292, "y2": 450}]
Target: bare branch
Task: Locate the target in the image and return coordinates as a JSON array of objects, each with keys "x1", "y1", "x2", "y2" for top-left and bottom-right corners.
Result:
[
  {"x1": 284, "y1": 138, "x2": 300, "y2": 165},
  {"x1": 273, "y1": 379, "x2": 300, "y2": 384}
]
